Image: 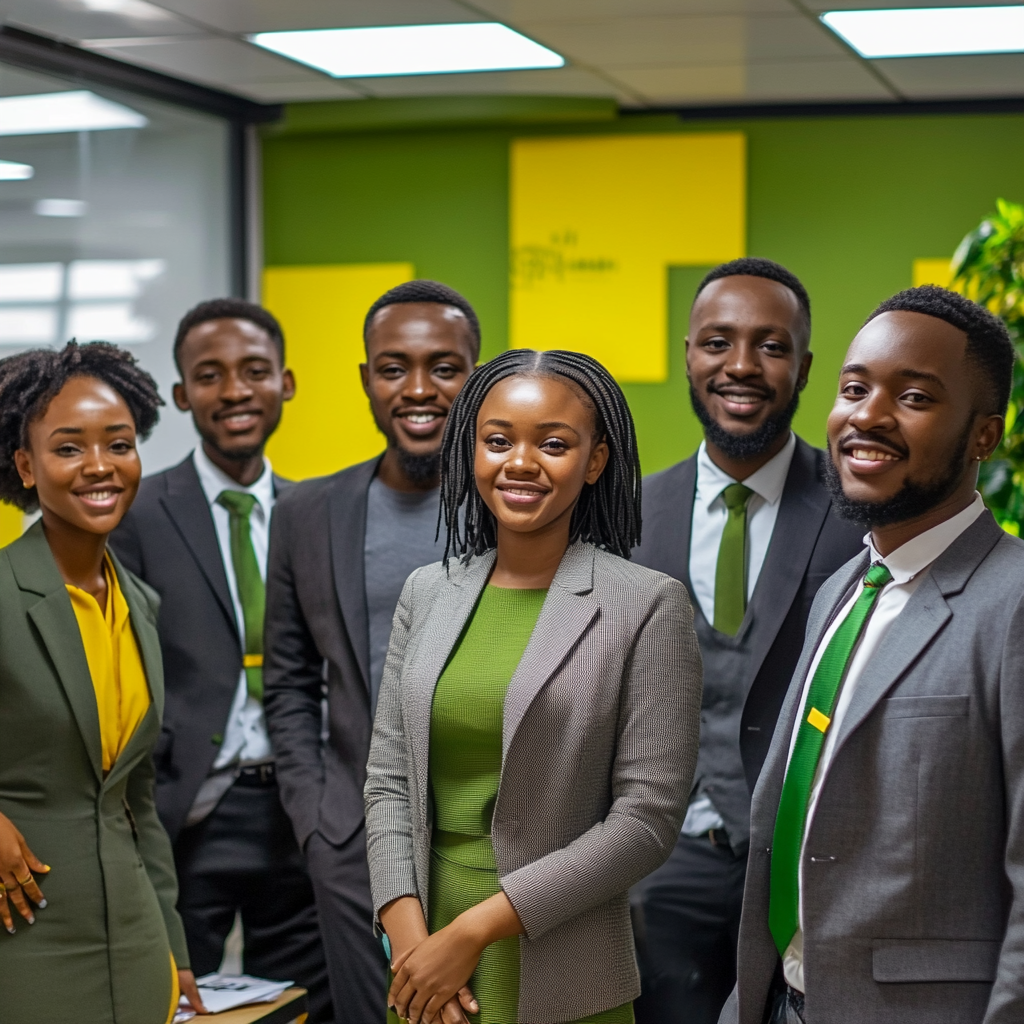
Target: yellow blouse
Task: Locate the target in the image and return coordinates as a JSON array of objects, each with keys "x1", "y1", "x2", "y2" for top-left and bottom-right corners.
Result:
[{"x1": 66, "y1": 554, "x2": 151, "y2": 774}]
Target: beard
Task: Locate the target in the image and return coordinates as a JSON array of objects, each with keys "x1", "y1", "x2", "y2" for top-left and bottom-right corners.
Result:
[
  {"x1": 201, "y1": 436, "x2": 265, "y2": 464},
  {"x1": 689, "y1": 381, "x2": 801, "y2": 462},
  {"x1": 391, "y1": 439, "x2": 441, "y2": 488},
  {"x1": 824, "y1": 425, "x2": 971, "y2": 527}
]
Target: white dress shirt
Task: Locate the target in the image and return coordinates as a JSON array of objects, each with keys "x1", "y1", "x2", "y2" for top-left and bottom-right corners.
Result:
[
  {"x1": 681, "y1": 432, "x2": 796, "y2": 837},
  {"x1": 782, "y1": 491, "x2": 985, "y2": 992},
  {"x1": 192, "y1": 445, "x2": 275, "y2": 770},
  {"x1": 689, "y1": 432, "x2": 796, "y2": 624}
]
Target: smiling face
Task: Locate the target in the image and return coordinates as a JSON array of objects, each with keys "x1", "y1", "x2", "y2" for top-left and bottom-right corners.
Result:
[
  {"x1": 827, "y1": 309, "x2": 1003, "y2": 530},
  {"x1": 173, "y1": 317, "x2": 294, "y2": 463},
  {"x1": 362, "y1": 302, "x2": 476, "y2": 466},
  {"x1": 687, "y1": 275, "x2": 812, "y2": 465},
  {"x1": 14, "y1": 375, "x2": 141, "y2": 536},
  {"x1": 474, "y1": 374, "x2": 609, "y2": 542}
]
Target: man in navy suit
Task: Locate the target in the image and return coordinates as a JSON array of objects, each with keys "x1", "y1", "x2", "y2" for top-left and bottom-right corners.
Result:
[{"x1": 112, "y1": 298, "x2": 331, "y2": 1021}]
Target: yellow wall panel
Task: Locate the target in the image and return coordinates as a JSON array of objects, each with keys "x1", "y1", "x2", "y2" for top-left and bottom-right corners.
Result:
[
  {"x1": 0, "y1": 502, "x2": 22, "y2": 548},
  {"x1": 510, "y1": 132, "x2": 746, "y2": 382},
  {"x1": 263, "y1": 262, "x2": 413, "y2": 480},
  {"x1": 913, "y1": 257, "x2": 954, "y2": 288}
]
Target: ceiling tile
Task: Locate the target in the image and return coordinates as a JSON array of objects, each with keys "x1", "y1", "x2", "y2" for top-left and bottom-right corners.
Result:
[
  {"x1": 612, "y1": 63, "x2": 748, "y2": 102},
  {"x1": 219, "y1": 78, "x2": 366, "y2": 102},
  {"x1": 745, "y1": 57, "x2": 894, "y2": 100},
  {"x1": 86, "y1": 36, "x2": 332, "y2": 85},
  {"x1": 350, "y1": 66, "x2": 628, "y2": 102},
  {"x1": 2, "y1": 0, "x2": 198, "y2": 41},
  {"x1": 875, "y1": 53, "x2": 1024, "y2": 98},
  {"x1": 150, "y1": 0, "x2": 482, "y2": 33},
  {"x1": 805, "y1": 0, "x2": 1021, "y2": 10},
  {"x1": 472, "y1": 0, "x2": 793, "y2": 19},
  {"x1": 745, "y1": 14, "x2": 852, "y2": 61}
]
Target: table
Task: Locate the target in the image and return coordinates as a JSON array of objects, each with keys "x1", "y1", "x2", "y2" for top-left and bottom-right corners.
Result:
[{"x1": 198, "y1": 987, "x2": 308, "y2": 1024}]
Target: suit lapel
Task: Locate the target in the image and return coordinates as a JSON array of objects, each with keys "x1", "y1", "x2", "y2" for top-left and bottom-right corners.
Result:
[
  {"x1": 503, "y1": 544, "x2": 599, "y2": 755},
  {"x1": 160, "y1": 457, "x2": 236, "y2": 636},
  {"x1": 831, "y1": 511, "x2": 1003, "y2": 758},
  {"x1": 329, "y1": 458, "x2": 379, "y2": 693},
  {"x1": 742, "y1": 439, "x2": 832, "y2": 687},
  {"x1": 752, "y1": 552, "x2": 867, "y2": 816},
  {"x1": 638, "y1": 457, "x2": 696, "y2": 597},
  {"x1": 10, "y1": 523, "x2": 104, "y2": 784},
  {"x1": 405, "y1": 552, "x2": 495, "y2": 817}
]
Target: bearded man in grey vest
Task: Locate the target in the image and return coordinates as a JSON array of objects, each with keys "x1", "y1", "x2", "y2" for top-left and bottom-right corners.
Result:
[{"x1": 631, "y1": 258, "x2": 863, "y2": 1024}]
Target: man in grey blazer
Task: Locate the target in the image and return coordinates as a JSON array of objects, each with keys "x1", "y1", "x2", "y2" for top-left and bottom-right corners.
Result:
[
  {"x1": 632, "y1": 259, "x2": 863, "y2": 1024},
  {"x1": 722, "y1": 285, "x2": 1021, "y2": 1024},
  {"x1": 263, "y1": 280, "x2": 478, "y2": 1019}
]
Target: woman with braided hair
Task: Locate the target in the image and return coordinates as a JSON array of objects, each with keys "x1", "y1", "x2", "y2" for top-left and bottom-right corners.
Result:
[
  {"x1": 365, "y1": 349, "x2": 702, "y2": 1024},
  {"x1": 0, "y1": 341, "x2": 205, "y2": 1022}
]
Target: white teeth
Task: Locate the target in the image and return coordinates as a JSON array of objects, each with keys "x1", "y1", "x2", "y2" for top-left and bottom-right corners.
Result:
[
  {"x1": 851, "y1": 448, "x2": 899, "y2": 462},
  {"x1": 506, "y1": 488, "x2": 541, "y2": 496},
  {"x1": 405, "y1": 413, "x2": 439, "y2": 424},
  {"x1": 83, "y1": 491, "x2": 116, "y2": 500}
]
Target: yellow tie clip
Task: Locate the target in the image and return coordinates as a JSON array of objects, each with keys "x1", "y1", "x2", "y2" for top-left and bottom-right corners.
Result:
[
  {"x1": 243, "y1": 654, "x2": 263, "y2": 668},
  {"x1": 807, "y1": 707, "x2": 831, "y2": 733}
]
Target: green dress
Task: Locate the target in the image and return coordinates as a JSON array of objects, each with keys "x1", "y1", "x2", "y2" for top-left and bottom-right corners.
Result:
[{"x1": 390, "y1": 584, "x2": 633, "y2": 1024}]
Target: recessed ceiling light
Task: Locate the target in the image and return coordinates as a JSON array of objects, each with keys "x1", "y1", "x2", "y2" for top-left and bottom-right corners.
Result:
[
  {"x1": 822, "y1": 6, "x2": 1024, "y2": 58},
  {"x1": 0, "y1": 160, "x2": 33, "y2": 180},
  {"x1": 250, "y1": 23, "x2": 564, "y2": 78},
  {"x1": 0, "y1": 91, "x2": 147, "y2": 137},
  {"x1": 35, "y1": 199, "x2": 88, "y2": 218}
]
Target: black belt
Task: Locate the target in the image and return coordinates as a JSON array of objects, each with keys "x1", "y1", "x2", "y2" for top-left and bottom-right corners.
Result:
[
  {"x1": 767, "y1": 985, "x2": 805, "y2": 1024},
  {"x1": 234, "y1": 763, "x2": 276, "y2": 787}
]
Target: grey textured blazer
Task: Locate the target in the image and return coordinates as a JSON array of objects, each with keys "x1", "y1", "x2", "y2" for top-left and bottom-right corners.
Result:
[
  {"x1": 364, "y1": 542, "x2": 702, "y2": 1023},
  {"x1": 721, "y1": 511, "x2": 1024, "y2": 1024}
]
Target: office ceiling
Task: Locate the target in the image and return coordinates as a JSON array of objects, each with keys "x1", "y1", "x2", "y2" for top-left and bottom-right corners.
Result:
[{"x1": 0, "y1": 0, "x2": 1021, "y2": 108}]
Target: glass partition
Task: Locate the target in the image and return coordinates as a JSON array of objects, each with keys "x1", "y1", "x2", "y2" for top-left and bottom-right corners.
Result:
[{"x1": 0, "y1": 61, "x2": 232, "y2": 474}]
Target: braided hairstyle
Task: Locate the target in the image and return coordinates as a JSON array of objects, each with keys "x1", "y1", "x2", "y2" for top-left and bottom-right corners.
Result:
[
  {"x1": 440, "y1": 349, "x2": 641, "y2": 563},
  {"x1": 0, "y1": 341, "x2": 163, "y2": 511}
]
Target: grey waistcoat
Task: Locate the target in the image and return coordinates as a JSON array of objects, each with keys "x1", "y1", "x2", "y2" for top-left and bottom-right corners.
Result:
[{"x1": 691, "y1": 603, "x2": 762, "y2": 855}]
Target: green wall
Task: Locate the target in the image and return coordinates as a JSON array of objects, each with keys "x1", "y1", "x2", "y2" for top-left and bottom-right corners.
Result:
[{"x1": 263, "y1": 104, "x2": 1024, "y2": 474}]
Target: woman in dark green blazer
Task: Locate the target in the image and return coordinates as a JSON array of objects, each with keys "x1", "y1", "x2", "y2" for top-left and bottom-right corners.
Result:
[{"x1": 0, "y1": 342, "x2": 204, "y2": 1023}]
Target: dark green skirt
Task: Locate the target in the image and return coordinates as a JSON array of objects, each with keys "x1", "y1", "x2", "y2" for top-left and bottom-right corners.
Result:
[{"x1": 387, "y1": 831, "x2": 633, "y2": 1024}]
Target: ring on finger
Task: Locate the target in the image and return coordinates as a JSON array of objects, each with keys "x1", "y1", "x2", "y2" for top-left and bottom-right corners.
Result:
[
  {"x1": 13, "y1": 875, "x2": 31, "y2": 887},
  {"x1": 0, "y1": 883, "x2": 5, "y2": 897}
]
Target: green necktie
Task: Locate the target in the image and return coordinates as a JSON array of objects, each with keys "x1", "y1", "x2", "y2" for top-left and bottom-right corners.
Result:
[
  {"x1": 216, "y1": 490, "x2": 265, "y2": 702},
  {"x1": 713, "y1": 483, "x2": 754, "y2": 635},
  {"x1": 768, "y1": 561, "x2": 894, "y2": 955}
]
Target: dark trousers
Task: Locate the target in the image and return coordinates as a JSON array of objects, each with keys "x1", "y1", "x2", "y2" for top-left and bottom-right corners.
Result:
[
  {"x1": 632, "y1": 831, "x2": 748, "y2": 1024},
  {"x1": 306, "y1": 825, "x2": 389, "y2": 1024},
  {"x1": 174, "y1": 780, "x2": 333, "y2": 1024}
]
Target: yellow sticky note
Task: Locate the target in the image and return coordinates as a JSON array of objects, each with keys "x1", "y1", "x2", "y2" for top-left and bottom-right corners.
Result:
[
  {"x1": 807, "y1": 707, "x2": 831, "y2": 733},
  {"x1": 263, "y1": 262, "x2": 414, "y2": 480},
  {"x1": 0, "y1": 501, "x2": 23, "y2": 548},
  {"x1": 510, "y1": 132, "x2": 746, "y2": 382}
]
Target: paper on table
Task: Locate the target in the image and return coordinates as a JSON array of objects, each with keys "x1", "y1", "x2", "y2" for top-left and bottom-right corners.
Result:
[{"x1": 179, "y1": 974, "x2": 293, "y2": 1014}]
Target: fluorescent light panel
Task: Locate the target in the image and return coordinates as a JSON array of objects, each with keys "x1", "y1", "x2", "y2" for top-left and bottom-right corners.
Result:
[
  {"x1": 250, "y1": 22, "x2": 564, "y2": 78},
  {"x1": 822, "y1": 6, "x2": 1024, "y2": 58},
  {"x1": 0, "y1": 160, "x2": 32, "y2": 180},
  {"x1": 0, "y1": 91, "x2": 147, "y2": 137}
]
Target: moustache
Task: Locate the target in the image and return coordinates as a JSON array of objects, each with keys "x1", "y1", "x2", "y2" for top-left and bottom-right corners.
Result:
[{"x1": 834, "y1": 431, "x2": 909, "y2": 461}]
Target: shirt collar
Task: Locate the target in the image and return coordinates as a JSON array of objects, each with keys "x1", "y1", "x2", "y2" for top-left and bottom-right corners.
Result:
[
  {"x1": 867, "y1": 491, "x2": 985, "y2": 585},
  {"x1": 192, "y1": 446, "x2": 274, "y2": 519},
  {"x1": 695, "y1": 431, "x2": 796, "y2": 511}
]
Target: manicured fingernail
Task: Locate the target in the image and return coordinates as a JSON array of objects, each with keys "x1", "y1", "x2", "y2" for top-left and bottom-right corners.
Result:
[
  {"x1": 42, "y1": 865, "x2": 51, "y2": 872},
  {"x1": 27, "y1": 916, "x2": 34, "y2": 925},
  {"x1": 6, "y1": 925, "x2": 14, "y2": 934},
  {"x1": 37, "y1": 899, "x2": 46, "y2": 909}
]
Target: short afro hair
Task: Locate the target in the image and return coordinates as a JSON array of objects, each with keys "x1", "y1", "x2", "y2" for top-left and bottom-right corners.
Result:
[
  {"x1": 0, "y1": 341, "x2": 163, "y2": 512},
  {"x1": 174, "y1": 298, "x2": 284, "y2": 373},
  {"x1": 865, "y1": 285, "x2": 1014, "y2": 416},
  {"x1": 695, "y1": 257, "x2": 812, "y2": 339},
  {"x1": 363, "y1": 280, "x2": 481, "y2": 359}
]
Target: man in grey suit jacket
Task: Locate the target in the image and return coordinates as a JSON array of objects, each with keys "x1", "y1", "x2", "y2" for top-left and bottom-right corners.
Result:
[
  {"x1": 723, "y1": 285, "x2": 1021, "y2": 1024},
  {"x1": 264, "y1": 280, "x2": 478, "y2": 1019},
  {"x1": 632, "y1": 259, "x2": 862, "y2": 1024}
]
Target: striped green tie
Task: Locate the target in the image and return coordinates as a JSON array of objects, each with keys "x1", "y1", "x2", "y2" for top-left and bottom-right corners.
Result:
[
  {"x1": 216, "y1": 490, "x2": 265, "y2": 702},
  {"x1": 713, "y1": 483, "x2": 753, "y2": 635},
  {"x1": 768, "y1": 561, "x2": 893, "y2": 955}
]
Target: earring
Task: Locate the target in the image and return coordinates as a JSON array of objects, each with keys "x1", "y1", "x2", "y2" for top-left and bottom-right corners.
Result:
[{"x1": 22, "y1": 480, "x2": 30, "y2": 488}]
